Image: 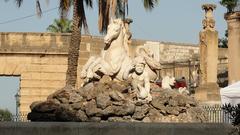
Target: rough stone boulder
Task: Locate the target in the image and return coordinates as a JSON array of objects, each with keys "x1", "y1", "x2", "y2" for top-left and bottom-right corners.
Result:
[{"x1": 28, "y1": 80, "x2": 208, "y2": 122}]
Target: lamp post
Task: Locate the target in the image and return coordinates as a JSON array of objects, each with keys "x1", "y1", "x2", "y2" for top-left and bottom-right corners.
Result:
[{"x1": 14, "y1": 92, "x2": 20, "y2": 116}]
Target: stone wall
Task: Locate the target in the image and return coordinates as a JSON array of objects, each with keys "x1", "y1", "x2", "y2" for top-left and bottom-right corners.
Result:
[
  {"x1": 0, "y1": 122, "x2": 233, "y2": 135},
  {"x1": 0, "y1": 32, "x2": 227, "y2": 113}
]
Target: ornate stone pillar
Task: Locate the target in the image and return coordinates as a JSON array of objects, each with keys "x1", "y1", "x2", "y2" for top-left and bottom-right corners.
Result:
[
  {"x1": 225, "y1": 12, "x2": 240, "y2": 84},
  {"x1": 195, "y1": 4, "x2": 220, "y2": 104}
]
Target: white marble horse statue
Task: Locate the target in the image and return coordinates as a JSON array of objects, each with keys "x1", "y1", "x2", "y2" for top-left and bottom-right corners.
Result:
[
  {"x1": 80, "y1": 19, "x2": 161, "y2": 85},
  {"x1": 80, "y1": 19, "x2": 132, "y2": 83}
]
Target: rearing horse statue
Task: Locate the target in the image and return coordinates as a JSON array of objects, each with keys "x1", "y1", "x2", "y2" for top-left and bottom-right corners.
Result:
[
  {"x1": 80, "y1": 18, "x2": 161, "y2": 85},
  {"x1": 80, "y1": 19, "x2": 131, "y2": 83}
]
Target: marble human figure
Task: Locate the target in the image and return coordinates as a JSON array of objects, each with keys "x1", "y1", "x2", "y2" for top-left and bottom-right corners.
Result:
[{"x1": 124, "y1": 56, "x2": 152, "y2": 102}]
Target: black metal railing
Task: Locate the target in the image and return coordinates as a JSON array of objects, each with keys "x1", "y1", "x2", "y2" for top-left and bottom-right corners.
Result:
[
  {"x1": 0, "y1": 113, "x2": 29, "y2": 122},
  {"x1": 203, "y1": 105, "x2": 232, "y2": 123},
  {"x1": 0, "y1": 106, "x2": 233, "y2": 123},
  {"x1": 11, "y1": 114, "x2": 29, "y2": 122}
]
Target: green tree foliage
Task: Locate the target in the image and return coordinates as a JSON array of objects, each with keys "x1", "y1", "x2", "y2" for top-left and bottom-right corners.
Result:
[
  {"x1": 222, "y1": 103, "x2": 240, "y2": 126},
  {"x1": 219, "y1": 30, "x2": 228, "y2": 48},
  {"x1": 47, "y1": 19, "x2": 72, "y2": 33},
  {"x1": 0, "y1": 109, "x2": 12, "y2": 121},
  {"x1": 220, "y1": 0, "x2": 238, "y2": 13}
]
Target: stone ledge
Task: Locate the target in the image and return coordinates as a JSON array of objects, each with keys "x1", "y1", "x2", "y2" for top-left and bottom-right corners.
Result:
[
  {"x1": 224, "y1": 12, "x2": 240, "y2": 20},
  {"x1": 0, "y1": 122, "x2": 233, "y2": 135}
]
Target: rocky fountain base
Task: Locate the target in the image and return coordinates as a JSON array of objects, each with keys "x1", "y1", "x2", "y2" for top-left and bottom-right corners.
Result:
[{"x1": 28, "y1": 78, "x2": 207, "y2": 122}]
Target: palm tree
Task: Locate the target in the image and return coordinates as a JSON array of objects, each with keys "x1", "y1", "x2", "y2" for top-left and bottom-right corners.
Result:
[
  {"x1": 98, "y1": 0, "x2": 159, "y2": 33},
  {"x1": 10, "y1": 0, "x2": 159, "y2": 88},
  {"x1": 47, "y1": 19, "x2": 72, "y2": 33},
  {"x1": 60, "y1": 0, "x2": 93, "y2": 87}
]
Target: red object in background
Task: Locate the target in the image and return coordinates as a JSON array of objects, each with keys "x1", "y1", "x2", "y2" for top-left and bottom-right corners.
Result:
[
  {"x1": 174, "y1": 80, "x2": 187, "y2": 88},
  {"x1": 155, "y1": 79, "x2": 187, "y2": 89}
]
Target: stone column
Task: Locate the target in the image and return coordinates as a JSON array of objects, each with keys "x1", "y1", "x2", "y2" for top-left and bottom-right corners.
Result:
[
  {"x1": 195, "y1": 4, "x2": 220, "y2": 104},
  {"x1": 225, "y1": 12, "x2": 240, "y2": 84}
]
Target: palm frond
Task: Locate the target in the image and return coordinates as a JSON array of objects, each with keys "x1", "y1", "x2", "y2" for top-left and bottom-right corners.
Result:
[
  {"x1": 143, "y1": 0, "x2": 159, "y2": 11},
  {"x1": 47, "y1": 18, "x2": 72, "y2": 33},
  {"x1": 79, "y1": 0, "x2": 89, "y2": 34},
  {"x1": 116, "y1": 0, "x2": 125, "y2": 18},
  {"x1": 98, "y1": 0, "x2": 110, "y2": 33},
  {"x1": 15, "y1": 0, "x2": 23, "y2": 7},
  {"x1": 59, "y1": 0, "x2": 71, "y2": 19},
  {"x1": 36, "y1": 0, "x2": 42, "y2": 17},
  {"x1": 125, "y1": 0, "x2": 128, "y2": 15},
  {"x1": 84, "y1": 0, "x2": 93, "y2": 8},
  {"x1": 47, "y1": 25, "x2": 59, "y2": 33},
  {"x1": 111, "y1": 0, "x2": 117, "y2": 17}
]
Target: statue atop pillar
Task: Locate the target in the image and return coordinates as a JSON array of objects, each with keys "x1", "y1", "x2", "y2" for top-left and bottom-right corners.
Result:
[{"x1": 202, "y1": 4, "x2": 216, "y2": 31}]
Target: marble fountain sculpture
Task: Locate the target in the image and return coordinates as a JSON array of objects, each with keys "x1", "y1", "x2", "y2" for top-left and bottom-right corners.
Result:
[
  {"x1": 80, "y1": 18, "x2": 161, "y2": 102},
  {"x1": 27, "y1": 19, "x2": 207, "y2": 122}
]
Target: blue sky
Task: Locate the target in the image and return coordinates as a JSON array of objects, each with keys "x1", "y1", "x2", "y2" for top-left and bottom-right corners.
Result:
[
  {"x1": 0, "y1": 0, "x2": 227, "y2": 43},
  {"x1": 0, "y1": 77, "x2": 20, "y2": 114},
  {"x1": 0, "y1": 0, "x2": 227, "y2": 114}
]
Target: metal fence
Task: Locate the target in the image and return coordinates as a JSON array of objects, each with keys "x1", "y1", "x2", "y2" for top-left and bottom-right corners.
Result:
[
  {"x1": 203, "y1": 105, "x2": 232, "y2": 124},
  {"x1": 11, "y1": 113, "x2": 29, "y2": 122},
  {"x1": 0, "y1": 113, "x2": 29, "y2": 122},
  {"x1": 0, "y1": 106, "x2": 233, "y2": 123}
]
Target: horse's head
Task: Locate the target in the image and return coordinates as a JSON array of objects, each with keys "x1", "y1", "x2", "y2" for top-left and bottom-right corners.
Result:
[{"x1": 104, "y1": 19, "x2": 123, "y2": 45}]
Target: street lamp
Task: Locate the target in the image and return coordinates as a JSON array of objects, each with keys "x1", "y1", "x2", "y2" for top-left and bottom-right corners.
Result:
[{"x1": 14, "y1": 91, "x2": 20, "y2": 116}]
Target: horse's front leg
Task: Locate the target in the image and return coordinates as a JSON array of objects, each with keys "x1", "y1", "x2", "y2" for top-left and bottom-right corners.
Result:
[
  {"x1": 95, "y1": 59, "x2": 118, "y2": 76},
  {"x1": 80, "y1": 57, "x2": 96, "y2": 86},
  {"x1": 85, "y1": 57, "x2": 102, "y2": 79},
  {"x1": 80, "y1": 56, "x2": 97, "y2": 79}
]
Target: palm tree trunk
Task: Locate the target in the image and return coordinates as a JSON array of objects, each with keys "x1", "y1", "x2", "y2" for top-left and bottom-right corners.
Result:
[{"x1": 66, "y1": 0, "x2": 82, "y2": 87}]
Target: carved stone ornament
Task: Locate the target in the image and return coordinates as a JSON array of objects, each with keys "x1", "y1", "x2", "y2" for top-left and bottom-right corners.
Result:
[{"x1": 202, "y1": 4, "x2": 216, "y2": 31}]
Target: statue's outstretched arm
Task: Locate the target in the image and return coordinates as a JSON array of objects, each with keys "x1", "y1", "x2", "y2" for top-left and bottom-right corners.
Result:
[
  {"x1": 145, "y1": 56, "x2": 162, "y2": 70},
  {"x1": 123, "y1": 65, "x2": 134, "y2": 80}
]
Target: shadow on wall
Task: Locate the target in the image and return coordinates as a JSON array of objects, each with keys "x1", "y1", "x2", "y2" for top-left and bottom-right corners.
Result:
[{"x1": 217, "y1": 70, "x2": 228, "y2": 88}]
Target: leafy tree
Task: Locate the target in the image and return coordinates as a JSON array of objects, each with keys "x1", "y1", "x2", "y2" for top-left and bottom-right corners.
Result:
[
  {"x1": 47, "y1": 19, "x2": 72, "y2": 33},
  {"x1": 9, "y1": 0, "x2": 159, "y2": 87},
  {"x1": 0, "y1": 109, "x2": 13, "y2": 121},
  {"x1": 220, "y1": 0, "x2": 238, "y2": 13},
  {"x1": 222, "y1": 104, "x2": 240, "y2": 126},
  {"x1": 222, "y1": 104, "x2": 240, "y2": 135},
  {"x1": 219, "y1": 30, "x2": 228, "y2": 48}
]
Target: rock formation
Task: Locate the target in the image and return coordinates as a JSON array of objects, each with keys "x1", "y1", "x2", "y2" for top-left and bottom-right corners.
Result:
[{"x1": 28, "y1": 77, "x2": 207, "y2": 123}]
